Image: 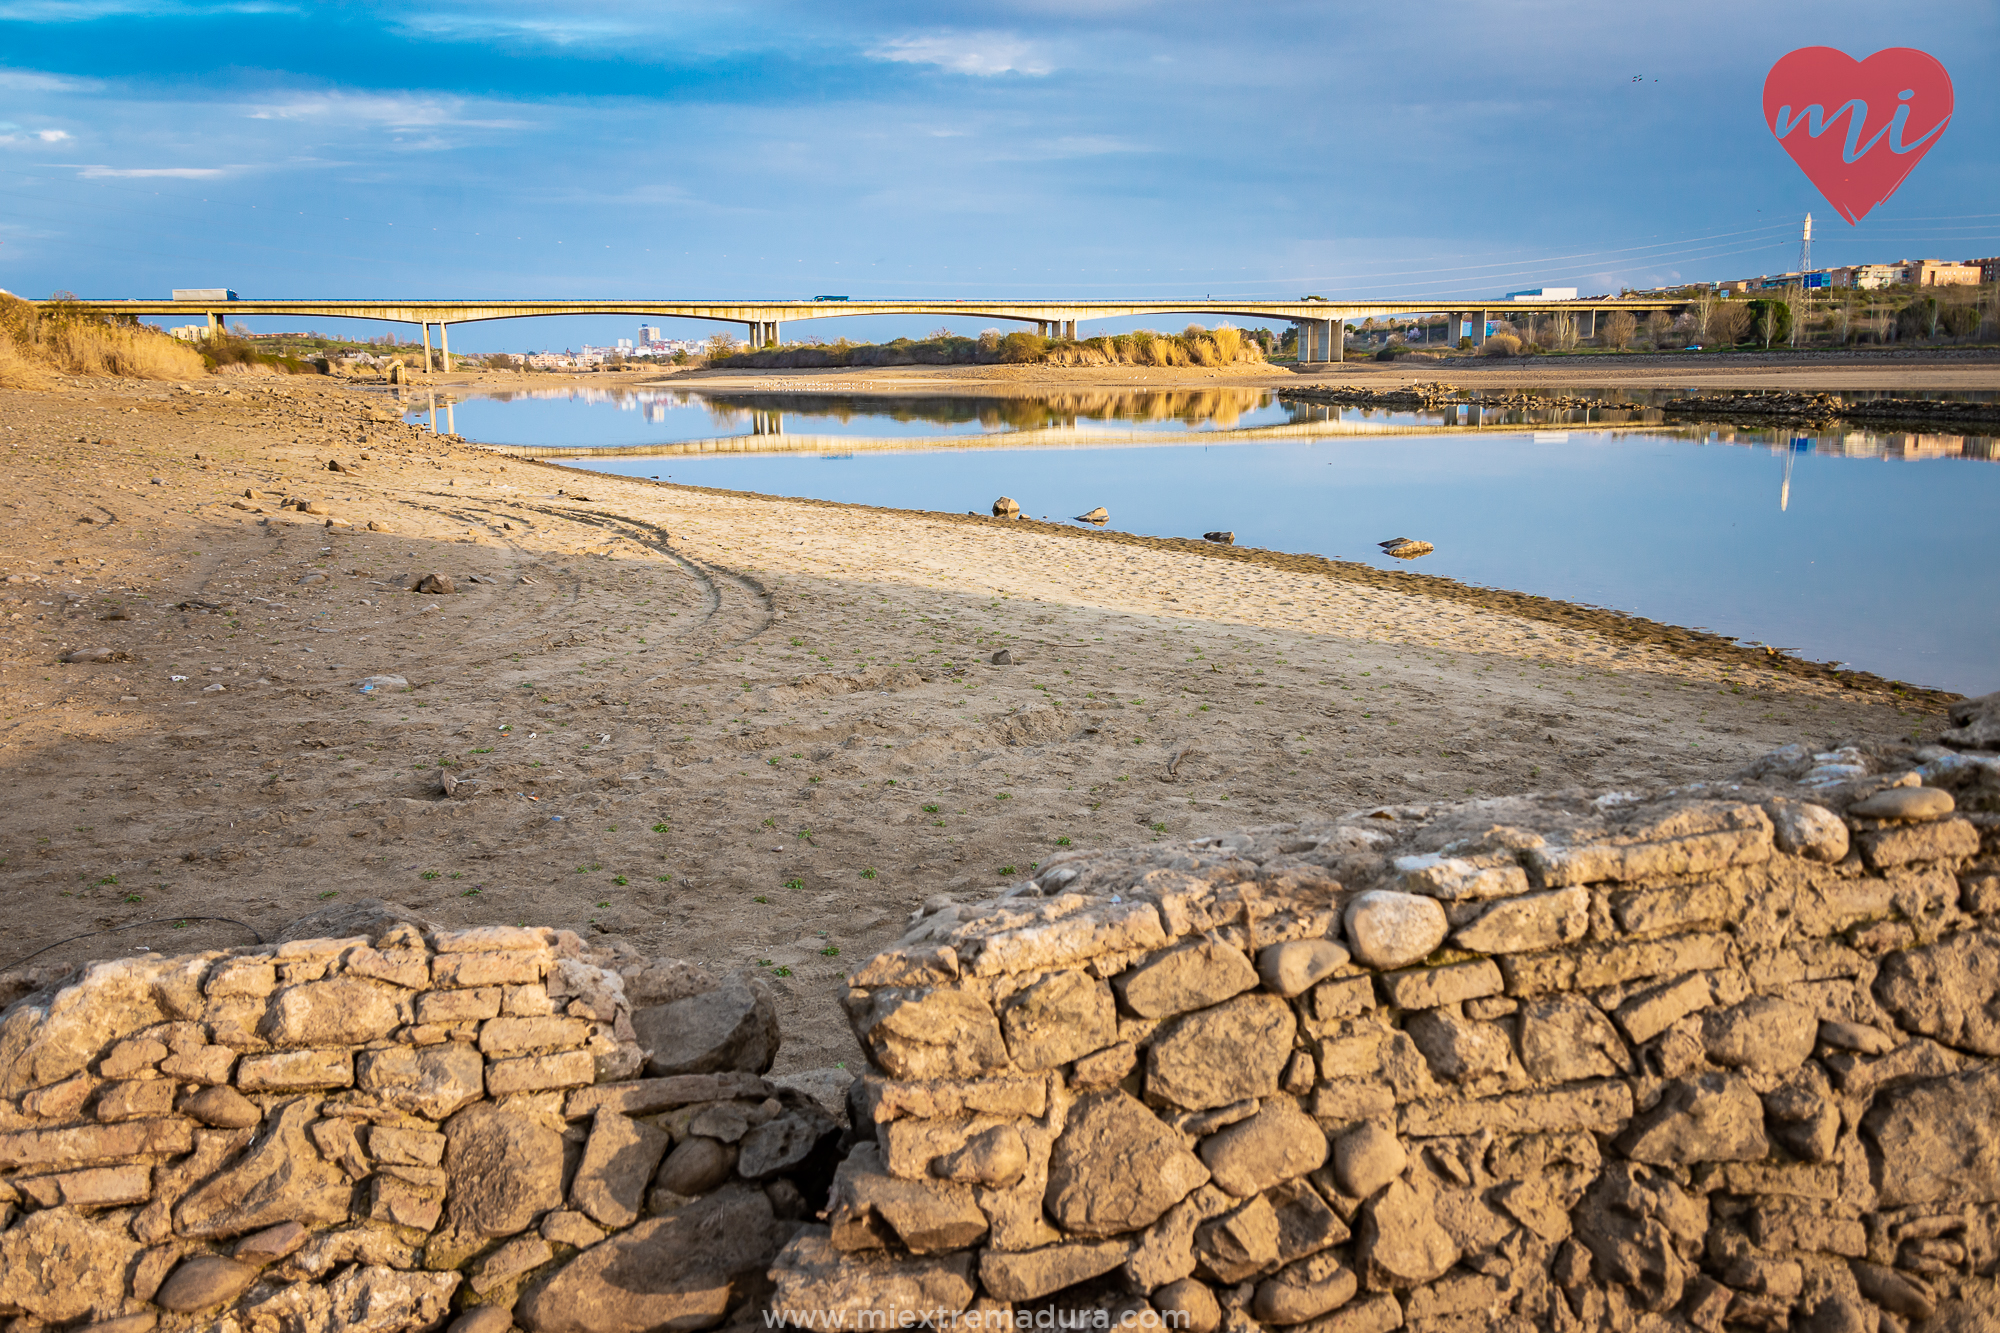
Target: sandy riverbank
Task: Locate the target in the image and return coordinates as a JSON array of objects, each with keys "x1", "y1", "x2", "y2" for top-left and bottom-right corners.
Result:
[{"x1": 0, "y1": 370, "x2": 1956, "y2": 1070}]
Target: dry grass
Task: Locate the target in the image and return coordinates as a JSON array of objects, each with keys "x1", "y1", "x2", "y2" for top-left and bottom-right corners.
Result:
[{"x1": 0, "y1": 294, "x2": 207, "y2": 386}]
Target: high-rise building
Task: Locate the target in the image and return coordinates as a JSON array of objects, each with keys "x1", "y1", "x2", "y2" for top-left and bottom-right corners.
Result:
[{"x1": 638, "y1": 325, "x2": 661, "y2": 343}]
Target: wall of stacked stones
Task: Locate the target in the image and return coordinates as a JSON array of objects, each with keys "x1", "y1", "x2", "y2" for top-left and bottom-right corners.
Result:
[
  {"x1": 803, "y1": 726, "x2": 2000, "y2": 1333},
  {"x1": 0, "y1": 915, "x2": 842, "y2": 1333}
]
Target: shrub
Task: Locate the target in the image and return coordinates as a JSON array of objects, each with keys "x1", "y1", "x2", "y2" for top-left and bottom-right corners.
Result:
[
  {"x1": 1940, "y1": 303, "x2": 1981, "y2": 338},
  {"x1": 1602, "y1": 311, "x2": 1637, "y2": 350},
  {"x1": 1480, "y1": 333, "x2": 1523, "y2": 357}
]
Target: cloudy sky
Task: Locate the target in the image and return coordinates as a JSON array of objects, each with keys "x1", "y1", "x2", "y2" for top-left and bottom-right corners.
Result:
[{"x1": 1, "y1": 1, "x2": 1994, "y2": 349}]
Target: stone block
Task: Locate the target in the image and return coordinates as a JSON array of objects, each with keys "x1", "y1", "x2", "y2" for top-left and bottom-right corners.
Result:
[
  {"x1": 1856, "y1": 818, "x2": 1979, "y2": 870},
  {"x1": 1147, "y1": 993, "x2": 1295, "y2": 1111},
  {"x1": 1750, "y1": 1208, "x2": 1866, "y2": 1257},
  {"x1": 415, "y1": 988, "x2": 502, "y2": 1023},
  {"x1": 1380, "y1": 960, "x2": 1502, "y2": 1011},
  {"x1": 1573, "y1": 933, "x2": 1731, "y2": 989},
  {"x1": 1398, "y1": 1082, "x2": 1631, "y2": 1138},
  {"x1": 571, "y1": 1111, "x2": 671, "y2": 1229},
  {"x1": 1618, "y1": 1073, "x2": 1769, "y2": 1166},
  {"x1": 159, "y1": 1044, "x2": 236, "y2": 1085},
  {"x1": 1614, "y1": 973, "x2": 1713, "y2": 1045},
  {"x1": 205, "y1": 959, "x2": 278, "y2": 999},
  {"x1": 1046, "y1": 1091, "x2": 1211, "y2": 1236},
  {"x1": 855, "y1": 987, "x2": 1009, "y2": 1081},
  {"x1": 96, "y1": 1077, "x2": 176, "y2": 1122},
  {"x1": 1516, "y1": 995, "x2": 1628, "y2": 1083},
  {"x1": 979, "y1": 1238, "x2": 1135, "y2": 1302},
  {"x1": 1526, "y1": 801, "x2": 1772, "y2": 886},
  {"x1": 1258, "y1": 941, "x2": 1351, "y2": 999},
  {"x1": 826, "y1": 1143, "x2": 988, "y2": 1254},
  {"x1": 1452, "y1": 885, "x2": 1587, "y2": 955},
  {"x1": 485, "y1": 1050, "x2": 594, "y2": 1096},
  {"x1": 1865, "y1": 1066, "x2": 2000, "y2": 1207},
  {"x1": 261, "y1": 978, "x2": 403, "y2": 1048},
  {"x1": 515, "y1": 1186, "x2": 786, "y2": 1333},
  {"x1": 1115, "y1": 940, "x2": 1261, "y2": 1018},
  {"x1": 1001, "y1": 969, "x2": 1116, "y2": 1071},
  {"x1": 433, "y1": 950, "x2": 544, "y2": 988},
  {"x1": 1611, "y1": 881, "x2": 1732, "y2": 938},
  {"x1": 13, "y1": 1163, "x2": 152, "y2": 1208},
  {"x1": 356, "y1": 1043, "x2": 487, "y2": 1119},
  {"x1": 479, "y1": 1015, "x2": 592, "y2": 1057},
  {"x1": 1392, "y1": 852, "x2": 1530, "y2": 902},
  {"x1": 235, "y1": 1048, "x2": 354, "y2": 1092},
  {"x1": 1198, "y1": 1097, "x2": 1328, "y2": 1198},
  {"x1": 470, "y1": 1235, "x2": 554, "y2": 1296},
  {"x1": 769, "y1": 1228, "x2": 976, "y2": 1328},
  {"x1": 965, "y1": 900, "x2": 1170, "y2": 978}
]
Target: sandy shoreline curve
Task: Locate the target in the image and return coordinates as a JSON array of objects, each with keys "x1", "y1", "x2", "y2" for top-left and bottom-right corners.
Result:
[{"x1": 0, "y1": 363, "x2": 1966, "y2": 1067}]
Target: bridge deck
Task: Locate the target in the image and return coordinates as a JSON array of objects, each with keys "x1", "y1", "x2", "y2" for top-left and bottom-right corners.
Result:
[{"x1": 69, "y1": 295, "x2": 1687, "y2": 328}]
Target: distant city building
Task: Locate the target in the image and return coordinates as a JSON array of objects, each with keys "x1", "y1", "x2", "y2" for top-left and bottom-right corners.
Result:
[
  {"x1": 1974, "y1": 257, "x2": 2000, "y2": 285},
  {"x1": 1506, "y1": 287, "x2": 1577, "y2": 301},
  {"x1": 616, "y1": 338, "x2": 633, "y2": 351},
  {"x1": 1907, "y1": 260, "x2": 1981, "y2": 287},
  {"x1": 167, "y1": 324, "x2": 212, "y2": 341},
  {"x1": 638, "y1": 325, "x2": 661, "y2": 343}
]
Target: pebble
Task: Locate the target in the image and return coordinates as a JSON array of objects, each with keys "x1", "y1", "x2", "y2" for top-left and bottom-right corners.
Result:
[
  {"x1": 990, "y1": 650, "x2": 1013, "y2": 665},
  {"x1": 155, "y1": 1256, "x2": 260, "y2": 1313},
  {"x1": 1849, "y1": 787, "x2": 1954, "y2": 821},
  {"x1": 357, "y1": 675, "x2": 410, "y2": 693},
  {"x1": 1343, "y1": 890, "x2": 1447, "y2": 969}
]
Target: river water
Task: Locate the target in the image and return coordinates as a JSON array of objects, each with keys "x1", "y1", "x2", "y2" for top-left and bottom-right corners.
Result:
[{"x1": 408, "y1": 386, "x2": 2000, "y2": 694}]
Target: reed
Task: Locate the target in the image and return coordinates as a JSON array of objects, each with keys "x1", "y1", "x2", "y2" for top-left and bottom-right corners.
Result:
[{"x1": 0, "y1": 294, "x2": 207, "y2": 385}]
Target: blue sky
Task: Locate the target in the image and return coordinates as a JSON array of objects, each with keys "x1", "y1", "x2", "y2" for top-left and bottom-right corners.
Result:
[{"x1": 2, "y1": 0, "x2": 1996, "y2": 351}]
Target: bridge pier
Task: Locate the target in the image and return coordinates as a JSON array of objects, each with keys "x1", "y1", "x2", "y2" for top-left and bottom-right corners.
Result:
[
  {"x1": 421, "y1": 323, "x2": 434, "y2": 374},
  {"x1": 439, "y1": 322, "x2": 451, "y2": 374},
  {"x1": 1063, "y1": 320, "x2": 1076, "y2": 340},
  {"x1": 1330, "y1": 319, "x2": 1345, "y2": 364},
  {"x1": 768, "y1": 320, "x2": 781, "y2": 348},
  {"x1": 206, "y1": 311, "x2": 221, "y2": 340},
  {"x1": 1475, "y1": 311, "x2": 1489, "y2": 348}
]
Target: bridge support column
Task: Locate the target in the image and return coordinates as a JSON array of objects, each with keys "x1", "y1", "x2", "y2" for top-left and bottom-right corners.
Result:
[
  {"x1": 1063, "y1": 320, "x2": 1076, "y2": 340},
  {"x1": 1292, "y1": 322, "x2": 1311, "y2": 363},
  {"x1": 1585, "y1": 309, "x2": 1596, "y2": 341},
  {"x1": 439, "y1": 322, "x2": 451, "y2": 374},
  {"x1": 1330, "y1": 319, "x2": 1345, "y2": 364},
  {"x1": 1475, "y1": 311, "x2": 1489, "y2": 347},
  {"x1": 206, "y1": 311, "x2": 221, "y2": 340},
  {"x1": 768, "y1": 321, "x2": 781, "y2": 348},
  {"x1": 421, "y1": 323, "x2": 434, "y2": 374}
]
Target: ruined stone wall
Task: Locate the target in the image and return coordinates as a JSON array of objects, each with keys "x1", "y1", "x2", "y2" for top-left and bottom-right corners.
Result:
[
  {"x1": 0, "y1": 911, "x2": 840, "y2": 1332},
  {"x1": 807, "y1": 718, "x2": 2000, "y2": 1332}
]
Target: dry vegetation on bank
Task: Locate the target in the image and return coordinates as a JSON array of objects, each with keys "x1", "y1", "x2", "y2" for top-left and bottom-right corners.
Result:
[
  {"x1": 0, "y1": 294, "x2": 208, "y2": 387},
  {"x1": 715, "y1": 325, "x2": 1267, "y2": 372}
]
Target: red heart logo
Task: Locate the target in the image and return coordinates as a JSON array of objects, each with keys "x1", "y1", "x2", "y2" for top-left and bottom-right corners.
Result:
[{"x1": 1763, "y1": 46, "x2": 1952, "y2": 224}]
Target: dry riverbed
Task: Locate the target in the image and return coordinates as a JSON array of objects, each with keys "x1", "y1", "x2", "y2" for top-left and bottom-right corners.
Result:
[{"x1": 0, "y1": 371, "x2": 1952, "y2": 1071}]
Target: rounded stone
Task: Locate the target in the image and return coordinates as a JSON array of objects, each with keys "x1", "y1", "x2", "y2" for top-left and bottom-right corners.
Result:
[
  {"x1": 1850, "y1": 786, "x2": 1954, "y2": 821},
  {"x1": 449, "y1": 1307, "x2": 518, "y2": 1333},
  {"x1": 1257, "y1": 939, "x2": 1351, "y2": 999},
  {"x1": 1332, "y1": 1122, "x2": 1407, "y2": 1200},
  {"x1": 654, "y1": 1136, "x2": 737, "y2": 1196},
  {"x1": 1152, "y1": 1279, "x2": 1221, "y2": 1333},
  {"x1": 156, "y1": 1256, "x2": 260, "y2": 1313},
  {"x1": 1342, "y1": 891, "x2": 1448, "y2": 970}
]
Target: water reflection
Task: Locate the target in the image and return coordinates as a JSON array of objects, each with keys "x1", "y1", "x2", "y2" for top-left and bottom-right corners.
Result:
[{"x1": 409, "y1": 385, "x2": 2000, "y2": 464}]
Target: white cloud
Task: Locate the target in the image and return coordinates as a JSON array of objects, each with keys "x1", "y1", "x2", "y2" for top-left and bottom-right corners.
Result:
[
  {"x1": 243, "y1": 92, "x2": 526, "y2": 133},
  {"x1": 871, "y1": 32, "x2": 1052, "y2": 77},
  {"x1": 74, "y1": 164, "x2": 229, "y2": 178},
  {"x1": 36, "y1": 128, "x2": 69, "y2": 142}
]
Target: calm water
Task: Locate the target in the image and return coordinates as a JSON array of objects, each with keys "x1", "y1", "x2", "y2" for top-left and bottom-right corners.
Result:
[{"x1": 411, "y1": 388, "x2": 2000, "y2": 694}]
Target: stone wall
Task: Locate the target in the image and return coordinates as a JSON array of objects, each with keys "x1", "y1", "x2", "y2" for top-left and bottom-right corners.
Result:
[
  {"x1": 0, "y1": 908, "x2": 841, "y2": 1332},
  {"x1": 807, "y1": 708, "x2": 2000, "y2": 1332}
]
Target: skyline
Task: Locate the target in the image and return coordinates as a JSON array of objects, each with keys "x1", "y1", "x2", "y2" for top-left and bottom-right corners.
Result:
[{"x1": 3, "y1": 1, "x2": 1997, "y2": 350}]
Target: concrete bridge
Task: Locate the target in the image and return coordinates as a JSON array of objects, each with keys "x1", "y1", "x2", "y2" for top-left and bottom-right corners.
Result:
[{"x1": 73, "y1": 295, "x2": 1687, "y2": 370}]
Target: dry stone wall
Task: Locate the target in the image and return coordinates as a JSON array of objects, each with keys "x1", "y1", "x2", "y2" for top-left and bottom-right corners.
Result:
[
  {"x1": 805, "y1": 704, "x2": 2000, "y2": 1333},
  {"x1": 0, "y1": 909, "x2": 841, "y2": 1333}
]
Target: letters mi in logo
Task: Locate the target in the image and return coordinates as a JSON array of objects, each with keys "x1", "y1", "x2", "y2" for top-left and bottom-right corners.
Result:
[{"x1": 1764, "y1": 47, "x2": 1952, "y2": 224}]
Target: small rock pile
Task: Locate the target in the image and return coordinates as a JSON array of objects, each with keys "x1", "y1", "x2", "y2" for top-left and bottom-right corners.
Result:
[
  {"x1": 0, "y1": 911, "x2": 841, "y2": 1332},
  {"x1": 1661, "y1": 392, "x2": 2000, "y2": 430},
  {"x1": 791, "y1": 691, "x2": 2000, "y2": 1331}
]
